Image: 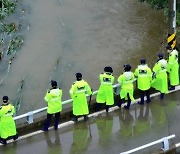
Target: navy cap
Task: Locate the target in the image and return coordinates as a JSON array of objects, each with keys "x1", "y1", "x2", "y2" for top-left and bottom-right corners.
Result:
[
  {"x1": 166, "y1": 45, "x2": 172, "y2": 50},
  {"x1": 124, "y1": 64, "x2": 131, "y2": 71},
  {"x1": 104, "y1": 66, "x2": 113, "y2": 73},
  {"x1": 158, "y1": 52, "x2": 164, "y2": 58},
  {"x1": 3, "y1": 96, "x2": 8, "y2": 103},
  {"x1": 51, "y1": 80, "x2": 57, "y2": 87},
  {"x1": 140, "y1": 58, "x2": 146, "y2": 64},
  {"x1": 76, "y1": 73, "x2": 82, "y2": 80}
]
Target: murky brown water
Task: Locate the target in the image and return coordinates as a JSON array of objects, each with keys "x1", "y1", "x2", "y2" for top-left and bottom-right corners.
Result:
[{"x1": 0, "y1": 0, "x2": 167, "y2": 114}]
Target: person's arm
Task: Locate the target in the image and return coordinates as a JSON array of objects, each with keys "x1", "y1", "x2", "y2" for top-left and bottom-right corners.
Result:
[
  {"x1": 44, "y1": 90, "x2": 51, "y2": 102},
  {"x1": 86, "y1": 83, "x2": 92, "y2": 96}
]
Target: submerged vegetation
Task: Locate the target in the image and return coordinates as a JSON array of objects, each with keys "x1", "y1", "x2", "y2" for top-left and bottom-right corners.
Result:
[
  {"x1": 0, "y1": 0, "x2": 25, "y2": 61},
  {"x1": 140, "y1": 0, "x2": 180, "y2": 48},
  {"x1": 0, "y1": 0, "x2": 16, "y2": 20},
  {"x1": 140, "y1": 0, "x2": 168, "y2": 9},
  {"x1": 140, "y1": 0, "x2": 180, "y2": 27}
]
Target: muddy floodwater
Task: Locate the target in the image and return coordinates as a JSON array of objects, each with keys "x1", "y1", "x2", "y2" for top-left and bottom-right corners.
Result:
[{"x1": 0, "y1": 0, "x2": 167, "y2": 115}]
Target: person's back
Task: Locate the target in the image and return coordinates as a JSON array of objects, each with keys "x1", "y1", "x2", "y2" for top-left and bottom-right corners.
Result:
[
  {"x1": 134, "y1": 58, "x2": 152, "y2": 104},
  {"x1": 151, "y1": 52, "x2": 168, "y2": 99},
  {"x1": 44, "y1": 87, "x2": 62, "y2": 114},
  {"x1": 43, "y1": 80, "x2": 62, "y2": 131},
  {"x1": 69, "y1": 73, "x2": 92, "y2": 122},
  {"x1": 166, "y1": 45, "x2": 179, "y2": 90},
  {"x1": 96, "y1": 66, "x2": 114, "y2": 112},
  {"x1": 118, "y1": 71, "x2": 134, "y2": 94},
  {"x1": 0, "y1": 96, "x2": 18, "y2": 144},
  {"x1": 117, "y1": 64, "x2": 135, "y2": 109},
  {"x1": 135, "y1": 63, "x2": 152, "y2": 91}
]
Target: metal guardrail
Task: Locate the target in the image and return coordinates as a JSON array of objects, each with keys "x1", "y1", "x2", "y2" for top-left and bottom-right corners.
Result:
[
  {"x1": 13, "y1": 84, "x2": 120, "y2": 124},
  {"x1": 120, "y1": 134, "x2": 176, "y2": 153}
]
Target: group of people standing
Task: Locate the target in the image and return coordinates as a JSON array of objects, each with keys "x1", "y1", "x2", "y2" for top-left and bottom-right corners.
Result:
[
  {"x1": 42, "y1": 44, "x2": 179, "y2": 130},
  {"x1": 0, "y1": 45, "x2": 179, "y2": 145}
]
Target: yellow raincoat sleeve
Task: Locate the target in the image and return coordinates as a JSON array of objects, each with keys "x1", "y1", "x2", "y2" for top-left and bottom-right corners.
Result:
[
  {"x1": 117, "y1": 75, "x2": 123, "y2": 85},
  {"x1": 69, "y1": 83, "x2": 76, "y2": 99},
  {"x1": 44, "y1": 90, "x2": 51, "y2": 102},
  {"x1": 85, "y1": 83, "x2": 92, "y2": 96}
]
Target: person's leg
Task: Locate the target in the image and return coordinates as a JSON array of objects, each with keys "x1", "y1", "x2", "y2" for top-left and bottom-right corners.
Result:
[
  {"x1": 105, "y1": 105, "x2": 110, "y2": 112},
  {"x1": 160, "y1": 93, "x2": 165, "y2": 99},
  {"x1": 83, "y1": 115, "x2": 88, "y2": 121},
  {"x1": 43, "y1": 113, "x2": 53, "y2": 131},
  {"x1": 13, "y1": 134, "x2": 18, "y2": 141},
  {"x1": 117, "y1": 97, "x2": 122, "y2": 108},
  {"x1": 124, "y1": 94, "x2": 131, "y2": 109},
  {"x1": 0, "y1": 138, "x2": 7, "y2": 145},
  {"x1": 169, "y1": 85, "x2": 175, "y2": 90},
  {"x1": 54, "y1": 112, "x2": 60, "y2": 130},
  {"x1": 146, "y1": 89, "x2": 151, "y2": 103},
  {"x1": 138, "y1": 90, "x2": 144, "y2": 104},
  {"x1": 96, "y1": 103, "x2": 102, "y2": 111},
  {"x1": 72, "y1": 115, "x2": 78, "y2": 122}
]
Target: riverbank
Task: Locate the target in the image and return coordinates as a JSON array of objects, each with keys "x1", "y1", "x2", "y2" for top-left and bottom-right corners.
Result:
[{"x1": 139, "y1": 0, "x2": 180, "y2": 49}]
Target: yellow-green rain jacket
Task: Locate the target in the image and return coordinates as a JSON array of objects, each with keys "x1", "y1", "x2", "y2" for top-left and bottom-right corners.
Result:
[
  {"x1": 44, "y1": 88, "x2": 63, "y2": 114},
  {"x1": 69, "y1": 80, "x2": 92, "y2": 116},
  {"x1": 134, "y1": 64, "x2": 152, "y2": 91},
  {"x1": 151, "y1": 59, "x2": 168, "y2": 93},
  {"x1": 0, "y1": 103, "x2": 17, "y2": 139},
  {"x1": 167, "y1": 49, "x2": 179, "y2": 86},
  {"x1": 96, "y1": 72, "x2": 115, "y2": 105},
  {"x1": 118, "y1": 71, "x2": 135, "y2": 101}
]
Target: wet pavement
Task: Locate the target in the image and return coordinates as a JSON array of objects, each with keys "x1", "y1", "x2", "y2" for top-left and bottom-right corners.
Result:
[
  {"x1": 0, "y1": 0, "x2": 167, "y2": 115},
  {"x1": 1, "y1": 90, "x2": 180, "y2": 154}
]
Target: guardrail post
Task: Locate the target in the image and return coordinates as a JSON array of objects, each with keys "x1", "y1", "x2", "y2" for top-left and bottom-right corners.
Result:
[
  {"x1": 161, "y1": 137, "x2": 170, "y2": 151},
  {"x1": 26, "y1": 111, "x2": 34, "y2": 124}
]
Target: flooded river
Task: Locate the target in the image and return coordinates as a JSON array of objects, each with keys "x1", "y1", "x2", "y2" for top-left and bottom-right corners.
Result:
[{"x1": 0, "y1": 0, "x2": 167, "y2": 115}]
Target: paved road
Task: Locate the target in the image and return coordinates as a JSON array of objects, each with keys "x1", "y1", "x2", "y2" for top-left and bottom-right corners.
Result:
[{"x1": 0, "y1": 90, "x2": 180, "y2": 154}]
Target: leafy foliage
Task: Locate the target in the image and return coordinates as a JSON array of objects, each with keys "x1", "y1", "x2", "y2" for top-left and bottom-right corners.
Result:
[{"x1": 0, "y1": 0, "x2": 16, "y2": 20}]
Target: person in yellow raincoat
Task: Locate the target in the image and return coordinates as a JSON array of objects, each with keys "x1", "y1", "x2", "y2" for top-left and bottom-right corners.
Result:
[
  {"x1": 69, "y1": 73, "x2": 92, "y2": 122},
  {"x1": 42, "y1": 80, "x2": 63, "y2": 131},
  {"x1": 151, "y1": 52, "x2": 168, "y2": 99},
  {"x1": 0, "y1": 96, "x2": 18, "y2": 145},
  {"x1": 117, "y1": 64, "x2": 135, "y2": 110},
  {"x1": 134, "y1": 58, "x2": 152, "y2": 104},
  {"x1": 96, "y1": 66, "x2": 114, "y2": 112},
  {"x1": 166, "y1": 45, "x2": 179, "y2": 90}
]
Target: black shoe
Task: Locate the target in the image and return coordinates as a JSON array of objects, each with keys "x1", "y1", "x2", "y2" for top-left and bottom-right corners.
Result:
[
  {"x1": 138, "y1": 101, "x2": 144, "y2": 105},
  {"x1": 0, "y1": 140, "x2": 7, "y2": 145},
  {"x1": 71, "y1": 117, "x2": 78, "y2": 122},
  {"x1": 41, "y1": 128, "x2": 48, "y2": 132},
  {"x1": 54, "y1": 126, "x2": 58, "y2": 130},
  {"x1": 160, "y1": 93, "x2": 164, "y2": 100},
  {"x1": 84, "y1": 115, "x2": 88, "y2": 121},
  {"x1": 124, "y1": 105, "x2": 129, "y2": 110},
  {"x1": 13, "y1": 135, "x2": 18, "y2": 141},
  {"x1": 117, "y1": 102, "x2": 121, "y2": 108},
  {"x1": 168, "y1": 86, "x2": 175, "y2": 91}
]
